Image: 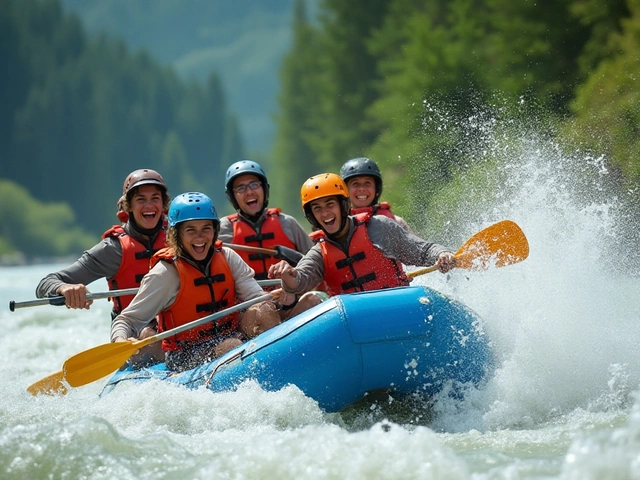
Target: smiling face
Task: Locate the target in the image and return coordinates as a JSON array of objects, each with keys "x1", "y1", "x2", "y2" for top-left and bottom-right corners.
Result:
[
  {"x1": 346, "y1": 175, "x2": 377, "y2": 208},
  {"x1": 309, "y1": 196, "x2": 346, "y2": 236},
  {"x1": 232, "y1": 174, "x2": 265, "y2": 217},
  {"x1": 129, "y1": 184, "x2": 165, "y2": 230},
  {"x1": 179, "y1": 219, "x2": 216, "y2": 261}
]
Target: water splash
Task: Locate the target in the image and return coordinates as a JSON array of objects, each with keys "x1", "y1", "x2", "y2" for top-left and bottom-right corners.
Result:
[{"x1": 412, "y1": 101, "x2": 640, "y2": 433}]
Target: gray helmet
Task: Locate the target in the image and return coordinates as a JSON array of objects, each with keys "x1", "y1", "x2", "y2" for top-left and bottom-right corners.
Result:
[
  {"x1": 339, "y1": 157, "x2": 383, "y2": 204},
  {"x1": 224, "y1": 160, "x2": 269, "y2": 212}
]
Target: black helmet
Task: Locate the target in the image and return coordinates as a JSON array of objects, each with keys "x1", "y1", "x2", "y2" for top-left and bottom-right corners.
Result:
[
  {"x1": 339, "y1": 157, "x2": 383, "y2": 204},
  {"x1": 224, "y1": 160, "x2": 270, "y2": 212}
]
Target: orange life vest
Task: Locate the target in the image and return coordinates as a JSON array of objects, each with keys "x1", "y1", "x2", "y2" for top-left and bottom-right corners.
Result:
[
  {"x1": 350, "y1": 202, "x2": 397, "y2": 221},
  {"x1": 151, "y1": 243, "x2": 238, "y2": 351},
  {"x1": 102, "y1": 225, "x2": 167, "y2": 314},
  {"x1": 310, "y1": 212, "x2": 409, "y2": 296},
  {"x1": 226, "y1": 208, "x2": 297, "y2": 280}
]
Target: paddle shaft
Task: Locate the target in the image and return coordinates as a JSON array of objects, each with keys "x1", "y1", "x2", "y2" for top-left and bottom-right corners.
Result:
[
  {"x1": 28, "y1": 290, "x2": 280, "y2": 394},
  {"x1": 133, "y1": 291, "x2": 277, "y2": 349},
  {"x1": 222, "y1": 242, "x2": 276, "y2": 256},
  {"x1": 223, "y1": 243, "x2": 303, "y2": 266},
  {"x1": 9, "y1": 288, "x2": 138, "y2": 311},
  {"x1": 62, "y1": 290, "x2": 280, "y2": 388},
  {"x1": 9, "y1": 280, "x2": 280, "y2": 312}
]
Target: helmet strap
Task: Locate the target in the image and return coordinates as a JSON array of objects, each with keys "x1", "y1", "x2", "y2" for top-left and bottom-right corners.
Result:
[{"x1": 128, "y1": 214, "x2": 164, "y2": 238}]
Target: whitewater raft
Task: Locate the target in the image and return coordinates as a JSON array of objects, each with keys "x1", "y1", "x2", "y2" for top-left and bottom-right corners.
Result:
[{"x1": 100, "y1": 285, "x2": 493, "y2": 412}]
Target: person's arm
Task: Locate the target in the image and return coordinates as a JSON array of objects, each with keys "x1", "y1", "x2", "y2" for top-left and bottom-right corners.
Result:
[
  {"x1": 367, "y1": 216, "x2": 452, "y2": 267},
  {"x1": 36, "y1": 238, "x2": 123, "y2": 298},
  {"x1": 279, "y1": 213, "x2": 314, "y2": 253},
  {"x1": 110, "y1": 262, "x2": 179, "y2": 342},
  {"x1": 269, "y1": 245, "x2": 325, "y2": 295},
  {"x1": 393, "y1": 215, "x2": 414, "y2": 234},
  {"x1": 217, "y1": 217, "x2": 234, "y2": 243},
  {"x1": 35, "y1": 238, "x2": 124, "y2": 309}
]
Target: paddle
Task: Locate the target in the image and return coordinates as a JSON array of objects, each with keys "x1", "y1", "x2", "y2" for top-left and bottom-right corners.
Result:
[
  {"x1": 10, "y1": 280, "x2": 280, "y2": 311},
  {"x1": 27, "y1": 290, "x2": 279, "y2": 396},
  {"x1": 407, "y1": 219, "x2": 529, "y2": 278},
  {"x1": 222, "y1": 243, "x2": 303, "y2": 266}
]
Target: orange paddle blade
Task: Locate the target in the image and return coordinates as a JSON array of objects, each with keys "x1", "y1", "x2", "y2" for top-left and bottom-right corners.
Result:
[
  {"x1": 27, "y1": 371, "x2": 68, "y2": 396},
  {"x1": 454, "y1": 219, "x2": 529, "y2": 270},
  {"x1": 63, "y1": 341, "x2": 141, "y2": 388},
  {"x1": 407, "y1": 220, "x2": 529, "y2": 278}
]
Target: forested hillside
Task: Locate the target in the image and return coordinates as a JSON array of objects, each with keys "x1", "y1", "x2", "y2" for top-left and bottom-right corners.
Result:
[
  {"x1": 271, "y1": 0, "x2": 640, "y2": 234},
  {"x1": 1, "y1": 0, "x2": 639, "y2": 265},
  {"x1": 60, "y1": 0, "x2": 316, "y2": 151},
  {"x1": 0, "y1": 0, "x2": 243, "y2": 260}
]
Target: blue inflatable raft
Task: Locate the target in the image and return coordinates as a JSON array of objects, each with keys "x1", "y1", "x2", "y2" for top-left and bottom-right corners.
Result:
[{"x1": 101, "y1": 286, "x2": 493, "y2": 412}]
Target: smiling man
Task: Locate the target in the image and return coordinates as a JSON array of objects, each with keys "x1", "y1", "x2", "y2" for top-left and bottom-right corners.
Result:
[
  {"x1": 36, "y1": 169, "x2": 170, "y2": 314},
  {"x1": 268, "y1": 173, "x2": 456, "y2": 297},
  {"x1": 35, "y1": 169, "x2": 171, "y2": 365},
  {"x1": 218, "y1": 160, "x2": 323, "y2": 318}
]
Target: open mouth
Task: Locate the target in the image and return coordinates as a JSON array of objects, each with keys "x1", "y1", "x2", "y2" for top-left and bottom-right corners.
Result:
[
  {"x1": 192, "y1": 242, "x2": 207, "y2": 256},
  {"x1": 323, "y1": 216, "x2": 337, "y2": 229}
]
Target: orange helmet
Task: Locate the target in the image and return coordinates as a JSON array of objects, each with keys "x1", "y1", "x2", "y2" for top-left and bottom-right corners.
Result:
[{"x1": 300, "y1": 173, "x2": 350, "y2": 231}]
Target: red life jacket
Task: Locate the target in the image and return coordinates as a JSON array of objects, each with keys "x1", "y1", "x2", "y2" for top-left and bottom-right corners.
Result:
[
  {"x1": 102, "y1": 225, "x2": 167, "y2": 314},
  {"x1": 350, "y1": 202, "x2": 397, "y2": 221},
  {"x1": 310, "y1": 212, "x2": 409, "y2": 296},
  {"x1": 226, "y1": 208, "x2": 297, "y2": 280},
  {"x1": 150, "y1": 242, "x2": 238, "y2": 352}
]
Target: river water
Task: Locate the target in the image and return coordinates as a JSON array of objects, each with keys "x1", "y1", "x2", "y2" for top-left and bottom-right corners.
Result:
[{"x1": 2, "y1": 128, "x2": 640, "y2": 479}]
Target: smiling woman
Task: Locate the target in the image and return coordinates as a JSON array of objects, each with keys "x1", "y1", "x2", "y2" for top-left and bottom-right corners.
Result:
[{"x1": 109, "y1": 192, "x2": 287, "y2": 372}]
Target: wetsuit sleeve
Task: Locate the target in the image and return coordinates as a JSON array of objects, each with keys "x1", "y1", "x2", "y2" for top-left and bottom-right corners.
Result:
[
  {"x1": 217, "y1": 216, "x2": 234, "y2": 243},
  {"x1": 110, "y1": 261, "x2": 179, "y2": 341},
  {"x1": 282, "y1": 245, "x2": 325, "y2": 295},
  {"x1": 223, "y1": 247, "x2": 267, "y2": 301},
  {"x1": 278, "y1": 213, "x2": 314, "y2": 254},
  {"x1": 367, "y1": 216, "x2": 452, "y2": 267},
  {"x1": 393, "y1": 214, "x2": 414, "y2": 234},
  {"x1": 35, "y1": 237, "x2": 123, "y2": 298}
]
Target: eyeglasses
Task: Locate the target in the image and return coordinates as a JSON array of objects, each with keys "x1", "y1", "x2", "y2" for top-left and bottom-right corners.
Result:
[{"x1": 233, "y1": 181, "x2": 262, "y2": 194}]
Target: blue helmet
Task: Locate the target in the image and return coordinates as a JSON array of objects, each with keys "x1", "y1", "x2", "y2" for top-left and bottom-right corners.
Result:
[
  {"x1": 168, "y1": 192, "x2": 219, "y2": 228},
  {"x1": 224, "y1": 160, "x2": 270, "y2": 211},
  {"x1": 339, "y1": 157, "x2": 383, "y2": 204}
]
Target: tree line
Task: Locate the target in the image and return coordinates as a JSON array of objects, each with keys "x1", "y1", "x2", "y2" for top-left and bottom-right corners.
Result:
[
  {"x1": 2, "y1": 0, "x2": 639, "y2": 263},
  {"x1": 1, "y1": 0, "x2": 243, "y2": 260},
  {"x1": 271, "y1": 0, "x2": 640, "y2": 234}
]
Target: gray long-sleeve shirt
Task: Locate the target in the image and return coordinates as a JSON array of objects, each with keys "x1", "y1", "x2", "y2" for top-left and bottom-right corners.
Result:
[
  {"x1": 219, "y1": 210, "x2": 314, "y2": 254},
  {"x1": 36, "y1": 223, "x2": 163, "y2": 297},
  {"x1": 283, "y1": 215, "x2": 451, "y2": 295},
  {"x1": 110, "y1": 247, "x2": 266, "y2": 342}
]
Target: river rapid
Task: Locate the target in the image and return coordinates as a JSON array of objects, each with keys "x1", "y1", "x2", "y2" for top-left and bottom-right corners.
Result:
[{"x1": 2, "y1": 122, "x2": 640, "y2": 479}]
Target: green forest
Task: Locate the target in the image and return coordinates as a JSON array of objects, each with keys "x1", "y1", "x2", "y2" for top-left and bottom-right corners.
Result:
[{"x1": 1, "y1": 0, "x2": 639, "y2": 264}]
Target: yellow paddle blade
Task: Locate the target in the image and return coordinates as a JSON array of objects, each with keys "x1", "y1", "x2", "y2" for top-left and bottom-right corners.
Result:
[
  {"x1": 27, "y1": 371, "x2": 68, "y2": 396},
  {"x1": 63, "y1": 341, "x2": 140, "y2": 388},
  {"x1": 454, "y1": 219, "x2": 529, "y2": 270},
  {"x1": 408, "y1": 220, "x2": 529, "y2": 278}
]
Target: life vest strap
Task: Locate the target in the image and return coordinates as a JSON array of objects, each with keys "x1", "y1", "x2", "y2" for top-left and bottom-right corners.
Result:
[
  {"x1": 341, "y1": 272, "x2": 377, "y2": 291},
  {"x1": 194, "y1": 274, "x2": 226, "y2": 286},
  {"x1": 335, "y1": 251, "x2": 366, "y2": 269},
  {"x1": 196, "y1": 299, "x2": 229, "y2": 313},
  {"x1": 244, "y1": 231, "x2": 275, "y2": 243},
  {"x1": 248, "y1": 253, "x2": 270, "y2": 261}
]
